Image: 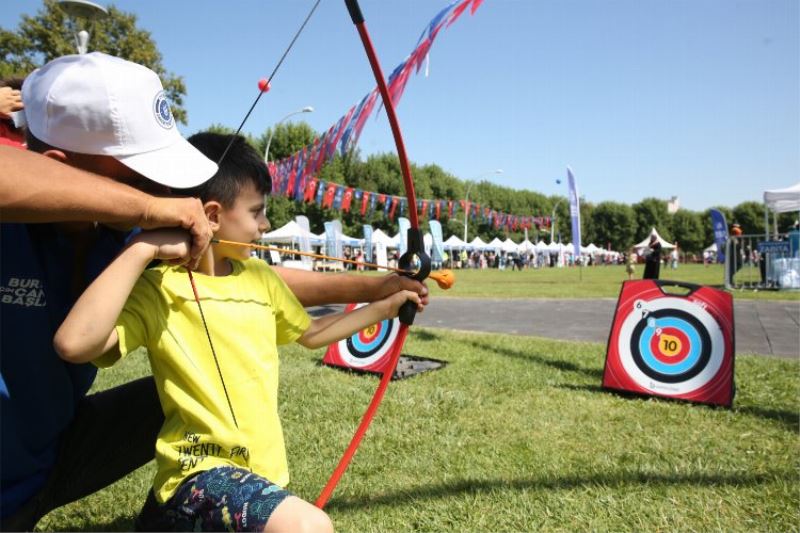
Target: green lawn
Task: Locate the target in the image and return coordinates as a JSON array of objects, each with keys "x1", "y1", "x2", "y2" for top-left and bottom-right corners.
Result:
[
  {"x1": 37, "y1": 329, "x2": 799, "y2": 532},
  {"x1": 426, "y1": 264, "x2": 800, "y2": 301}
]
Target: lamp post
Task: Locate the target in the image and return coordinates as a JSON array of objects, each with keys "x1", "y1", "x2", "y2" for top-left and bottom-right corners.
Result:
[
  {"x1": 463, "y1": 169, "x2": 503, "y2": 243},
  {"x1": 57, "y1": 0, "x2": 108, "y2": 54},
  {"x1": 264, "y1": 106, "x2": 314, "y2": 162},
  {"x1": 550, "y1": 199, "x2": 565, "y2": 243}
]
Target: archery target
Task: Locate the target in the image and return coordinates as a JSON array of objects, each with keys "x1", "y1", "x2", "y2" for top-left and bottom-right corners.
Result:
[
  {"x1": 324, "y1": 303, "x2": 401, "y2": 371},
  {"x1": 603, "y1": 280, "x2": 735, "y2": 407},
  {"x1": 617, "y1": 298, "x2": 724, "y2": 395}
]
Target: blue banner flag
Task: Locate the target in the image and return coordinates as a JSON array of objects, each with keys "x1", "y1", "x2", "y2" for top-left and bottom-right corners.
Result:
[
  {"x1": 710, "y1": 209, "x2": 728, "y2": 263},
  {"x1": 363, "y1": 224, "x2": 374, "y2": 263},
  {"x1": 567, "y1": 167, "x2": 581, "y2": 258}
]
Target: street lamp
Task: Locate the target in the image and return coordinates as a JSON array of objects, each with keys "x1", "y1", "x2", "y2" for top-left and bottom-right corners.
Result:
[
  {"x1": 463, "y1": 169, "x2": 503, "y2": 243},
  {"x1": 550, "y1": 198, "x2": 565, "y2": 243},
  {"x1": 264, "y1": 106, "x2": 314, "y2": 162},
  {"x1": 57, "y1": 0, "x2": 108, "y2": 54}
]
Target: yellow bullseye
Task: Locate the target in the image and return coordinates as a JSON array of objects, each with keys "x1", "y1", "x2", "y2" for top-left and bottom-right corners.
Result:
[
  {"x1": 364, "y1": 324, "x2": 377, "y2": 336},
  {"x1": 659, "y1": 333, "x2": 683, "y2": 357}
]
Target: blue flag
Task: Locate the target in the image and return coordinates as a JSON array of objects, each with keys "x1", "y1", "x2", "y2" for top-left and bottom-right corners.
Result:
[
  {"x1": 567, "y1": 167, "x2": 582, "y2": 258},
  {"x1": 710, "y1": 209, "x2": 728, "y2": 263}
]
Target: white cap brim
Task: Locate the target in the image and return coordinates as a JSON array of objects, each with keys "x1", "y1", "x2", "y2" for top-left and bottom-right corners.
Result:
[{"x1": 116, "y1": 136, "x2": 218, "y2": 189}]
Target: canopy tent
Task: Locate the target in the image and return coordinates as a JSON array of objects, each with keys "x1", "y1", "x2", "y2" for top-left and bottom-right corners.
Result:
[
  {"x1": 584, "y1": 243, "x2": 600, "y2": 254},
  {"x1": 369, "y1": 228, "x2": 398, "y2": 248},
  {"x1": 315, "y1": 230, "x2": 361, "y2": 247},
  {"x1": 487, "y1": 237, "x2": 504, "y2": 251},
  {"x1": 764, "y1": 182, "x2": 800, "y2": 213},
  {"x1": 501, "y1": 238, "x2": 519, "y2": 253},
  {"x1": 534, "y1": 240, "x2": 549, "y2": 252},
  {"x1": 261, "y1": 220, "x2": 323, "y2": 245},
  {"x1": 443, "y1": 235, "x2": 468, "y2": 249},
  {"x1": 634, "y1": 228, "x2": 676, "y2": 251},
  {"x1": 518, "y1": 238, "x2": 535, "y2": 253},
  {"x1": 470, "y1": 236, "x2": 488, "y2": 250},
  {"x1": 704, "y1": 242, "x2": 718, "y2": 253}
]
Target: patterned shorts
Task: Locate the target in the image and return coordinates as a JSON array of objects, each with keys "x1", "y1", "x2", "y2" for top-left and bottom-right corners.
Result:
[{"x1": 135, "y1": 466, "x2": 292, "y2": 532}]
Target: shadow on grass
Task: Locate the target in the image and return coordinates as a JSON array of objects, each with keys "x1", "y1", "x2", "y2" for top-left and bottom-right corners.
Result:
[
  {"x1": 326, "y1": 469, "x2": 791, "y2": 512},
  {"x1": 48, "y1": 515, "x2": 134, "y2": 532},
  {"x1": 555, "y1": 385, "x2": 800, "y2": 434},
  {"x1": 466, "y1": 339, "x2": 603, "y2": 379}
]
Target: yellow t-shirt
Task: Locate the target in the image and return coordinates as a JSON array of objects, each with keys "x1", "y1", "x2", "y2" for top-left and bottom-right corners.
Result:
[{"x1": 99, "y1": 258, "x2": 310, "y2": 503}]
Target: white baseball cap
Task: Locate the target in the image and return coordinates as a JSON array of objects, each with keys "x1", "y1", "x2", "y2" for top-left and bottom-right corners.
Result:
[{"x1": 22, "y1": 52, "x2": 217, "y2": 188}]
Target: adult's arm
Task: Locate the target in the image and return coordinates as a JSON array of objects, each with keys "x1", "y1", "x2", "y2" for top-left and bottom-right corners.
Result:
[
  {"x1": 273, "y1": 267, "x2": 429, "y2": 309},
  {"x1": 0, "y1": 146, "x2": 211, "y2": 266}
]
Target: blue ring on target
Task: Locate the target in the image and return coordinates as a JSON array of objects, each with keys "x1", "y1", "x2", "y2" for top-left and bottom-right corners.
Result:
[
  {"x1": 638, "y1": 317, "x2": 702, "y2": 375},
  {"x1": 630, "y1": 308, "x2": 711, "y2": 383},
  {"x1": 346, "y1": 318, "x2": 394, "y2": 358}
]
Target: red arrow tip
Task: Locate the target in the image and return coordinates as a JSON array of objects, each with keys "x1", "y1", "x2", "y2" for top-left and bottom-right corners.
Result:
[{"x1": 258, "y1": 78, "x2": 271, "y2": 92}]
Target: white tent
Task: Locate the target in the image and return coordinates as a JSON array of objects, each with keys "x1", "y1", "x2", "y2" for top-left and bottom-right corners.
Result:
[
  {"x1": 443, "y1": 235, "x2": 467, "y2": 249},
  {"x1": 764, "y1": 182, "x2": 800, "y2": 213},
  {"x1": 634, "y1": 228, "x2": 676, "y2": 251},
  {"x1": 501, "y1": 238, "x2": 519, "y2": 253},
  {"x1": 704, "y1": 242, "x2": 718, "y2": 253},
  {"x1": 370, "y1": 228, "x2": 397, "y2": 248},
  {"x1": 470, "y1": 236, "x2": 488, "y2": 250},
  {"x1": 534, "y1": 240, "x2": 549, "y2": 252},
  {"x1": 487, "y1": 237, "x2": 504, "y2": 251},
  {"x1": 518, "y1": 239, "x2": 535, "y2": 253},
  {"x1": 261, "y1": 220, "x2": 322, "y2": 245},
  {"x1": 585, "y1": 243, "x2": 600, "y2": 254}
]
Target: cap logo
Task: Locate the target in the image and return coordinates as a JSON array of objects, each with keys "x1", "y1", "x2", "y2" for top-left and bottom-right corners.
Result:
[{"x1": 153, "y1": 91, "x2": 174, "y2": 129}]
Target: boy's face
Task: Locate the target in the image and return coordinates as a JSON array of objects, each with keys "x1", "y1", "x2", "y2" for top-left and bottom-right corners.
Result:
[{"x1": 214, "y1": 181, "x2": 270, "y2": 261}]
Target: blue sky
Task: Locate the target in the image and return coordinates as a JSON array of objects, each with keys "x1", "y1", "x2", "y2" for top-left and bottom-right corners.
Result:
[{"x1": 2, "y1": 0, "x2": 798, "y2": 211}]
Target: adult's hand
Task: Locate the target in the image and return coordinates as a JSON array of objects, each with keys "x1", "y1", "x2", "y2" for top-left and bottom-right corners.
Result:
[
  {"x1": 139, "y1": 196, "x2": 211, "y2": 269},
  {"x1": 0, "y1": 87, "x2": 23, "y2": 118}
]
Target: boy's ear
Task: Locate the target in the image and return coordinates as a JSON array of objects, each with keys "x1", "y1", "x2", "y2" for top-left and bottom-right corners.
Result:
[{"x1": 204, "y1": 201, "x2": 222, "y2": 232}]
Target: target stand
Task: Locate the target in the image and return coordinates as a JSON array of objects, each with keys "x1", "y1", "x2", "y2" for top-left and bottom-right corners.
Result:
[
  {"x1": 603, "y1": 280, "x2": 735, "y2": 407},
  {"x1": 323, "y1": 303, "x2": 446, "y2": 380}
]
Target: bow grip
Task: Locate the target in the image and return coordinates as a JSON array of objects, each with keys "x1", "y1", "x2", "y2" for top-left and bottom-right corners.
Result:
[{"x1": 397, "y1": 228, "x2": 431, "y2": 325}]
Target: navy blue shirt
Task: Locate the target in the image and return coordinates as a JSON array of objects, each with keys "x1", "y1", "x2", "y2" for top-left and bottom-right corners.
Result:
[{"x1": 0, "y1": 223, "x2": 126, "y2": 517}]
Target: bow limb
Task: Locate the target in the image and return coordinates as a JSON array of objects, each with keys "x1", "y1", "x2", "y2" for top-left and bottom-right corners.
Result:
[{"x1": 314, "y1": 0, "x2": 431, "y2": 509}]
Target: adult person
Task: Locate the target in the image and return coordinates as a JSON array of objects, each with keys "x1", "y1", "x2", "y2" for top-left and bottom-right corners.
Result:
[
  {"x1": 0, "y1": 79, "x2": 25, "y2": 148},
  {"x1": 642, "y1": 234, "x2": 662, "y2": 280},
  {"x1": 0, "y1": 52, "x2": 428, "y2": 531}
]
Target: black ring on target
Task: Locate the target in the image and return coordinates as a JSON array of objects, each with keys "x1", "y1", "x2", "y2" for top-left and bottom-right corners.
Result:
[
  {"x1": 345, "y1": 318, "x2": 395, "y2": 359},
  {"x1": 629, "y1": 309, "x2": 711, "y2": 383}
]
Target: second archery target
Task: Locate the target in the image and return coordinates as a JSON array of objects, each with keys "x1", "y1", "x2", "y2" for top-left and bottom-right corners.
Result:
[{"x1": 603, "y1": 280, "x2": 735, "y2": 407}]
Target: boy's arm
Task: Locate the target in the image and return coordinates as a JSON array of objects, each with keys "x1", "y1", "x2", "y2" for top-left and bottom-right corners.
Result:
[
  {"x1": 54, "y1": 229, "x2": 191, "y2": 363},
  {"x1": 296, "y1": 290, "x2": 421, "y2": 350},
  {"x1": 273, "y1": 267, "x2": 429, "y2": 308}
]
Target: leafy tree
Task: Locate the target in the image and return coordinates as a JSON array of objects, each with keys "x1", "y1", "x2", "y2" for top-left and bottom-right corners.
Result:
[
  {"x1": 669, "y1": 209, "x2": 704, "y2": 253},
  {"x1": 732, "y1": 201, "x2": 766, "y2": 235},
  {"x1": 0, "y1": 0, "x2": 188, "y2": 123},
  {"x1": 632, "y1": 197, "x2": 671, "y2": 241},
  {"x1": 591, "y1": 201, "x2": 637, "y2": 250}
]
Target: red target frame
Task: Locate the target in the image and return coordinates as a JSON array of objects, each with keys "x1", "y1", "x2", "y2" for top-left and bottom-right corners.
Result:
[{"x1": 602, "y1": 280, "x2": 735, "y2": 407}]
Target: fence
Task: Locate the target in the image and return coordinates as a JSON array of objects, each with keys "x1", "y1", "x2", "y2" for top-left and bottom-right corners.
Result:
[{"x1": 725, "y1": 233, "x2": 799, "y2": 290}]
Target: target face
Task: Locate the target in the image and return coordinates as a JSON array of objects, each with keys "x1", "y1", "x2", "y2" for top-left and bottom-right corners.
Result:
[
  {"x1": 603, "y1": 280, "x2": 735, "y2": 407},
  {"x1": 325, "y1": 303, "x2": 401, "y2": 370}
]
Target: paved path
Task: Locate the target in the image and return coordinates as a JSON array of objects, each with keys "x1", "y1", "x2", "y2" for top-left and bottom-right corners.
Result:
[{"x1": 412, "y1": 298, "x2": 798, "y2": 359}]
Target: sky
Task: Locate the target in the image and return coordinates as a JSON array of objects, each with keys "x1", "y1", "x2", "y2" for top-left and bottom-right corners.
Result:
[{"x1": 2, "y1": 0, "x2": 798, "y2": 211}]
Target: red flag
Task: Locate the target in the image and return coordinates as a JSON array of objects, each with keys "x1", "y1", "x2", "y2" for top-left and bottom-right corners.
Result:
[
  {"x1": 323, "y1": 182, "x2": 337, "y2": 208},
  {"x1": 361, "y1": 191, "x2": 370, "y2": 216},
  {"x1": 420, "y1": 200, "x2": 429, "y2": 219},
  {"x1": 342, "y1": 187, "x2": 354, "y2": 212},
  {"x1": 435, "y1": 200, "x2": 441, "y2": 220},
  {"x1": 305, "y1": 178, "x2": 318, "y2": 203},
  {"x1": 389, "y1": 196, "x2": 399, "y2": 220}
]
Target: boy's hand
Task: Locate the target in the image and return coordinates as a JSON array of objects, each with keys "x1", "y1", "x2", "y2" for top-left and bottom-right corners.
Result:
[
  {"x1": 131, "y1": 228, "x2": 192, "y2": 263},
  {"x1": 376, "y1": 273, "x2": 430, "y2": 309},
  {"x1": 383, "y1": 290, "x2": 423, "y2": 319},
  {"x1": 0, "y1": 87, "x2": 23, "y2": 118},
  {"x1": 139, "y1": 196, "x2": 211, "y2": 269}
]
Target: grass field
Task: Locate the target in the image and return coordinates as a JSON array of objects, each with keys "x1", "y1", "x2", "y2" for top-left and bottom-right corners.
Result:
[
  {"x1": 425, "y1": 264, "x2": 800, "y2": 301},
  {"x1": 37, "y1": 329, "x2": 799, "y2": 532}
]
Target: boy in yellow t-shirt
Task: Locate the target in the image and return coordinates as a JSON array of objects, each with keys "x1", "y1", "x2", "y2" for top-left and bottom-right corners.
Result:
[{"x1": 54, "y1": 133, "x2": 421, "y2": 533}]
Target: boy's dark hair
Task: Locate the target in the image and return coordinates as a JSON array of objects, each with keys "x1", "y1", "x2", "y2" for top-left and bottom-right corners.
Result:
[{"x1": 182, "y1": 132, "x2": 271, "y2": 206}]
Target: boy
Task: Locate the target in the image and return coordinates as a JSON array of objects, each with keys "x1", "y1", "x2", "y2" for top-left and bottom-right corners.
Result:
[{"x1": 54, "y1": 132, "x2": 421, "y2": 532}]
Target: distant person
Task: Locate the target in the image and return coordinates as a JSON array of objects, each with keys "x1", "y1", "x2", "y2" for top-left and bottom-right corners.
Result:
[
  {"x1": 789, "y1": 221, "x2": 800, "y2": 258},
  {"x1": 642, "y1": 235, "x2": 662, "y2": 280},
  {"x1": 626, "y1": 249, "x2": 637, "y2": 280},
  {"x1": 670, "y1": 246, "x2": 679, "y2": 269}
]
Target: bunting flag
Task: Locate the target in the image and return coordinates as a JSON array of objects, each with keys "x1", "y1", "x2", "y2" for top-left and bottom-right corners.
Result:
[{"x1": 270, "y1": 0, "x2": 484, "y2": 190}]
